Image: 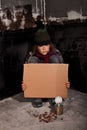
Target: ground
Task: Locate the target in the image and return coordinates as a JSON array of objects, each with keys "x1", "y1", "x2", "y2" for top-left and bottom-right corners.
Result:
[{"x1": 0, "y1": 89, "x2": 87, "y2": 130}]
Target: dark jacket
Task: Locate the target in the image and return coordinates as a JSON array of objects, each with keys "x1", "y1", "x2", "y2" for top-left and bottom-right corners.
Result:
[{"x1": 25, "y1": 49, "x2": 64, "y2": 63}]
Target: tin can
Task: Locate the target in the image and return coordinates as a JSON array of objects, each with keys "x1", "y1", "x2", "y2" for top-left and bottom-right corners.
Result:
[{"x1": 55, "y1": 104, "x2": 63, "y2": 115}]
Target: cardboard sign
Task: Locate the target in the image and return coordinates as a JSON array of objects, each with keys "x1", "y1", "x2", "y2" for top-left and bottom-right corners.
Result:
[{"x1": 23, "y1": 64, "x2": 69, "y2": 98}]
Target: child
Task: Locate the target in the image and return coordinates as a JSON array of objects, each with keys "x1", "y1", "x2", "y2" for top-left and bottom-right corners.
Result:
[{"x1": 22, "y1": 29, "x2": 70, "y2": 107}]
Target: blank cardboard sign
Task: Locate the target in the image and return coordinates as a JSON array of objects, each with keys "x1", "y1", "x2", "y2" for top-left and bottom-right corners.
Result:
[{"x1": 23, "y1": 64, "x2": 69, "y2": 98}]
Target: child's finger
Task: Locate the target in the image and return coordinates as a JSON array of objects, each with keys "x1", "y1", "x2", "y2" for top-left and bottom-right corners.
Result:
[
  {"x1": 66, "y1": 82, "x2": 70, "y2": 88},
  {"x1": 21, "y1": 83, "x2": 27, "y2": 91}
]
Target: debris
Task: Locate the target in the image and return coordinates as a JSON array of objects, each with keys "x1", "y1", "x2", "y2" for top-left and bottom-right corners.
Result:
[{"x1": 33, "y1": 111, "x2": 57, "y2": 123}]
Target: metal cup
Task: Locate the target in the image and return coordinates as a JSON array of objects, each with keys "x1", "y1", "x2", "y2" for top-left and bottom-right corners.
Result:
[{"x1": 55, "y1": 104, "x2": 63, "y2": 115}]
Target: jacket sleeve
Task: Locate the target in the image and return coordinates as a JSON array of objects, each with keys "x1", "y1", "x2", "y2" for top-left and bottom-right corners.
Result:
[
  {"x1": 56, "y1": 49, "x2": 64, "y2": 63},
  {"x1": 24, "y1": 52, "x2": 33, "y2": 63}
]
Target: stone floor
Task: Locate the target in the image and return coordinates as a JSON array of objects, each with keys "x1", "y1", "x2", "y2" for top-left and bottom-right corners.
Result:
[{"x1": 0, "y1": 89, "x2": 87, "y2": 130}]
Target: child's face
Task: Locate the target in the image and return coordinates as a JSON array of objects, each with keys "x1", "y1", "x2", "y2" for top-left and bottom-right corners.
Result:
[{"x1": 37, "y1": 44, "x2": 50, "y2": 55}]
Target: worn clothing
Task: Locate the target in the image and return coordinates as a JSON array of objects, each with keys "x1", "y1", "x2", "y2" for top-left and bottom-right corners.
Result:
[
  {"x1": 25, "y1": 49, "x2": 63, "y2": 64},
  {"x1": 25, "y1": 49, "x2": 63, "y2": 107}
]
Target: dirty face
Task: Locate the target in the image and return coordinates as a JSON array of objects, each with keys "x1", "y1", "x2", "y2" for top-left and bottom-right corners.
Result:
[{"x1": 37, "y1": 44, "x2": 50, "y2": 55}]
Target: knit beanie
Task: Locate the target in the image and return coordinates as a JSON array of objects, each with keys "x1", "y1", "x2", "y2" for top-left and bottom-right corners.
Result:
[{"x1": 34, "y1": 29, "x2": 51, "y2": 46}]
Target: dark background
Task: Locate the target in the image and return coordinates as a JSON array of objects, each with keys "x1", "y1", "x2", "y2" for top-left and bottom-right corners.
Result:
[{"x1": 0, "y1": 0, "x2": 87, "y2": 99}]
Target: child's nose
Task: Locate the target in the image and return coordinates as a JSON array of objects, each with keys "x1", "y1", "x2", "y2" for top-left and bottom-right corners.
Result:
[{"x1": 42, "y1": 47, "x2": 45, "y2": 50}]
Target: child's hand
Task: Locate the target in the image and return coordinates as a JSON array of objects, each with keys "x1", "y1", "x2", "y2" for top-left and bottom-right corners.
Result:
[
  {"x1": 66, "y1": 81, "x2": 70, "y2": 88},
  {"x1": 21, "y1": 82, "x2": 27, "y2": 91}
]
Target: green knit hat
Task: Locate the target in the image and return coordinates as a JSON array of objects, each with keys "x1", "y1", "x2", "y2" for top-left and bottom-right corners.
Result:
[{"x1": 34, "y1": 29, "x2": 51, "y2": 46}]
